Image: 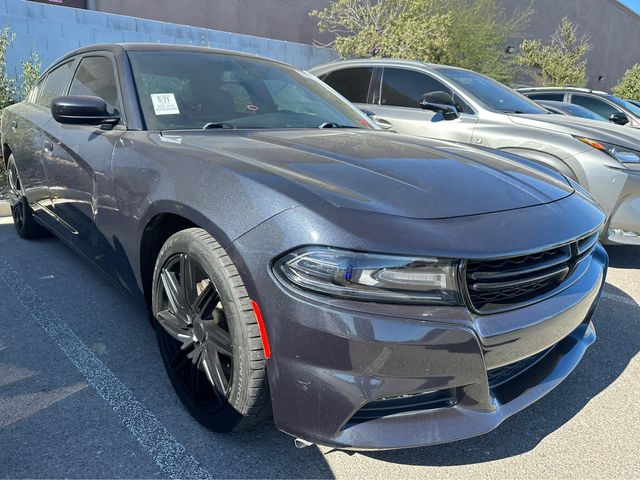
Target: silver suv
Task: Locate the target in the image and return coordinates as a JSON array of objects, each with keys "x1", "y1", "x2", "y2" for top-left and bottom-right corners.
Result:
[
  {"x1": 517, "y1": 86, "x2": 640, "y2": 128},
  {"x1": 310, "y1": 59, "x2": 640, "y2": 245}
]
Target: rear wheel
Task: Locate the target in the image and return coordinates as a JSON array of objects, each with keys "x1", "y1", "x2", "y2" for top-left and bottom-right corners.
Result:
[
  {"x1": 7, "y1": 154, "x2": 49, "y2": 239},
  {"x1": 151, "y1": 228, "x2": 270, "y2": 432}
]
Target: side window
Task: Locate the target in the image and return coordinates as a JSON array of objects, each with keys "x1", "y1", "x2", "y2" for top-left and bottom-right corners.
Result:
[
  {"x1": 28, "y1": 77, "x2": 44, "y2": 103},
  {"x1": 37, "y1": 61, "x2": 75, "y2": 108},
  {"x1": 322, "y1": 67, "x2": 373, "y2": 103},
  {"x1": 69, "y1": 56, "x2": 121, "y2": 113},
  {"x1": 571, "y1": 95, "x2": 618, "y2": 118},
  {"x1": 528, "y1": 93, "x2": 564, "y2": 101},
  {"x1": 380, "y1": 68, "x2": 471, "y2": 113}
]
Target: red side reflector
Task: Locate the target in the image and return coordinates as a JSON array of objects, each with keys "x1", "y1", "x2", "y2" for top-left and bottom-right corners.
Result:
[{"x1": 251, "y1": 300, "x2": 271, "y2": 359}]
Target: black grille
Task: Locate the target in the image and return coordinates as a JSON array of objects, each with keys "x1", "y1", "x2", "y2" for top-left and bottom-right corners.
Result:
[
  {"x1": 487, "y1": 346, "x2": 553, "y2": 388},
  {"x1": 465, "y1": 231, "x2": 598, "y2": 314}
]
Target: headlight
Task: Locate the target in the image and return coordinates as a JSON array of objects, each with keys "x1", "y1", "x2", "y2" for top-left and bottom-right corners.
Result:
[
  {"x1": 575, "y1": 136, "x2": 640, "y2": 163},
  {"x1": 273, "y1": 246, "x2": 461, "y2": 305}
]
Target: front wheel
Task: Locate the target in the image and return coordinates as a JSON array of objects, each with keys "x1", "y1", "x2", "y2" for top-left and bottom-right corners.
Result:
[{"x1": 151, "y1": 228, "x2": 270, "y2": 432}]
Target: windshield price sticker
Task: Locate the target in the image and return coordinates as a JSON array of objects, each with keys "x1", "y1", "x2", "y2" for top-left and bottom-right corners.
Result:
[{"x1": 151, "y1": 93, "x2": 180, "y2": 115}]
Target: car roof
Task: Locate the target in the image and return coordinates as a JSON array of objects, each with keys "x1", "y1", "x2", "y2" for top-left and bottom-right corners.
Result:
[
  {"x1": 310, "y1": 57, "x2": 470, "y2": 73},
  {"x1": 517, "y1": 86, "x2": 609, "y2": 95},
  {"x1": 46, "y1": 42, "x2": 291, "y2": 74}
]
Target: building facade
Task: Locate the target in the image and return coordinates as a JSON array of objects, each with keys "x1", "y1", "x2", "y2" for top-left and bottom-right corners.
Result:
[{"x1": 26, "y1": 0, "x2": 640, "y2": 90}]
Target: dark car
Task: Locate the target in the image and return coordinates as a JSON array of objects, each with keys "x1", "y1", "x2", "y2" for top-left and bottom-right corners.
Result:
[
  {"x1": 518, "y1": 86, "x2": 640, "y2": 127},
  {"x1": 2, "y1": 44, "x2": 607, "y2": 450},
  {"x1": 536, "y1": 99, "x2": 608, "y2": 122}
]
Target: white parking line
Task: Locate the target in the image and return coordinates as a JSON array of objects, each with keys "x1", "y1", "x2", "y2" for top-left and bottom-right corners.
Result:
[
  {"x1": 0, "y1": 258, "x2": 212, "y2": 480},
  {"x1": 602, "y1": 291, "x2": 639, "y2": 307}
]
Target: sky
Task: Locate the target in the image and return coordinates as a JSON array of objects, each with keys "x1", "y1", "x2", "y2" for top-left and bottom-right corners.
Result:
[{"x1": 619, "y1": 0, "x2": 640, "y2": 14}]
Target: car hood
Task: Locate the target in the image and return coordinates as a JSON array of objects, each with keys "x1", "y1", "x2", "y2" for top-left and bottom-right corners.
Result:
[
  {"x1": 172, "y1": 129, "x2": 574, "y2": 219},
  {"x1": 508, "y1": 113, "x2": 640, "y2": 150}
]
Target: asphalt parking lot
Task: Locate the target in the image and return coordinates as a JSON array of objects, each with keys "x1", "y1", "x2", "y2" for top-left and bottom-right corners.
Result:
[{"x1": 0, "y1": 215, "x2": 638, "y2": 479}]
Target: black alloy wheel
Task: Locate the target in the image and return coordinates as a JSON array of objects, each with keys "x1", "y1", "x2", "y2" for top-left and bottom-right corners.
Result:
[
  {"x1": 155, "y1": 252, "x2": 234, "y2": 411},
  {"x1": 152, "y1": 228, "x2": 269, "y2": 432}
]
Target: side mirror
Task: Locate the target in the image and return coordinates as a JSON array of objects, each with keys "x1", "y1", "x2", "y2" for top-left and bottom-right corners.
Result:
[
  {"x1": 51, "y1": 95, "x2": 120, "y2": 126},
  {"x1": 419, "y1": 92, "x2": 459, "y2": 121},
  {"x1": 609, "y1": 112, "x2": 629, "y2": 126}
]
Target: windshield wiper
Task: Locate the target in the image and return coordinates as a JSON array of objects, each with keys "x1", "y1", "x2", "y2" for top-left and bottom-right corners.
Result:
[
  {"x1": 203, "y1": 122, "x2": 236, "y2": 130},
  {"x1": 497, "y1": 109, "x2": 526, "y2": 114}
]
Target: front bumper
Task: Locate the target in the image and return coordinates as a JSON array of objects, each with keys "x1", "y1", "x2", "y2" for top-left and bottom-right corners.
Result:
[
  {"x1": 267, "y1": 246, "x2": 605, "y2": 450},
  {"x1": 227, "y1": 192, "x2": 607, "y2": 450}
]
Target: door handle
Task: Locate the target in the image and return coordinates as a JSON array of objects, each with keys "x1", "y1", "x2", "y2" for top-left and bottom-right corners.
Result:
[
  {"x1": 44, "y1": 140, "x2": 54, "y2": 153},
  {"x1": 10, "y1": 120, "x2": 17, "y2": 131},
  {"x1": 373, "y1": 117, "x2": 393, "y2": 129}
]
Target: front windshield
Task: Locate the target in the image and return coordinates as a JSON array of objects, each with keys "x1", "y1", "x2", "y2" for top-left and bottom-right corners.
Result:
[
  {"x1": 609, "y1": 95, "x2": 640, "y2": 117},
  {"x1": 436, "y1": 68, "x2": 546, "y2": 114},
  {"x1": 128, "y1": 50, "x2": 372, "y2": 131}
]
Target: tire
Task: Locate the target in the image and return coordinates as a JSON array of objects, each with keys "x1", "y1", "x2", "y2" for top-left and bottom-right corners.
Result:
[
  {"x1": 6, "y1": 154, "x2": 49, "y2": 239},
  {"x1": 151, "y1": 227, "x2": 270, "y2": 432}
]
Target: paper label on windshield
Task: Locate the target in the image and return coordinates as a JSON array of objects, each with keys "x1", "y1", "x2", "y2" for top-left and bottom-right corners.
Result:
[{"x1": 151, "y1": 93, "x2": 180, "y2": 115}]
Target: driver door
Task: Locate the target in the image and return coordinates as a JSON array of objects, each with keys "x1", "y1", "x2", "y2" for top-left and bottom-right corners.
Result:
[{"x1": 43, "y1": 54, "x2": 124, "y2": 260}]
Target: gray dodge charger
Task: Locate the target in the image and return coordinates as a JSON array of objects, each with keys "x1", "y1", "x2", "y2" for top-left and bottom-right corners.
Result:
[{"x1": 1, "y1": 44, "x2": 607, "y2": 450}]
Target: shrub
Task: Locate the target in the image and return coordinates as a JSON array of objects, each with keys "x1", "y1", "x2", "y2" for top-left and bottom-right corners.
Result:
[{"x1": 612, "y1": 64, "x2": 640, "y2": 101}]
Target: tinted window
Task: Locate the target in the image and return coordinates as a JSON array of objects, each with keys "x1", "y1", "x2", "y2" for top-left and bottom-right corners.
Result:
[
  {"x1": 528, "y1": 93, "x2": 564, "y2": 101},
  {"x1": 322, "y1": 67, "x2": 373, "y2": 103},
  {"x1": 69, "y1": 56, "x2": 121, "y2": 113},
  {"x1": 381, "y1": 68, "x2": 450, "y2": 108},
  {"x1": 128, "y1": 51, "x2": 371, "y2": 131},
  {"x1": 571, "y1": 95, "x2": 619, "y2": 118},
  {"x1": 437, "y1": 67, "x2": 545, "y2": 114},
  {"x1": 37, "y1": 61, "x2": 75, "y2": 108}
]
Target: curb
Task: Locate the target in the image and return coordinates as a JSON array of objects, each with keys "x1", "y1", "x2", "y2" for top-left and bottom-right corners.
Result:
[{"x1": 0, "y1": 200, "x2": 11, "y2": 218}]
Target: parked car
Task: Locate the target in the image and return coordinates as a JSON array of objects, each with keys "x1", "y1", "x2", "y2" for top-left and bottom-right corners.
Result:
[
  {"x1": 536, "y1": 99, "x2": 607, "y2": 122},
  {"x1": 2, "y1": 44, "x2": 607, "y2": 450},
  {"x1": 517, "y1": 86, "x2": 640, "y2": 128},
  {"x1": 311, "y1": 59, "x2": 640, "y2": 245}
]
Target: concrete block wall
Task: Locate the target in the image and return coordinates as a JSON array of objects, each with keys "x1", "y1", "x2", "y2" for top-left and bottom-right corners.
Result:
[{"x1": 0, "y1": 0, "x2": 338, "y2": 80}]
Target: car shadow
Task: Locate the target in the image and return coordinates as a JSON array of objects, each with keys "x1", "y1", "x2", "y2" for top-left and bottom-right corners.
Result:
[
  {"x1": 361, "y1": 283, "x2": 639, "y2": 466},
  {"x1": 605, "y1": 245, "x2": 640, "y2": 269}
]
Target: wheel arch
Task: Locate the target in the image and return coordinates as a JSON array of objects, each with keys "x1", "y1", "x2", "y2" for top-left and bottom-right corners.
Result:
[{"x1": 138, "y1": 203, "x2": 233, "y2": 312}]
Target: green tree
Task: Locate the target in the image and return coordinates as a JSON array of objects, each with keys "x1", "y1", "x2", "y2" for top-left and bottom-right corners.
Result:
[
  {"x1": 0, "y1": 26, "x2": 17, "y2": 109},
  {"x1": 612, "y1": 64, "x2": 640, "y2": 101},
  {"x1": 517, "y1": 17, "x2": 590, "y2": 87},
  {"x1": 441, "y1": 0, "x2": 532, "y2": 84},
  {"x1": 310, "y1": 0, "x2": 532, "y2": 84},
  {"x1": 310, "y1": 0, "x2": 452, "y2": 61},
  {"x1": 20, "y1": 48, "x2": 41, "y2": 100}
]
